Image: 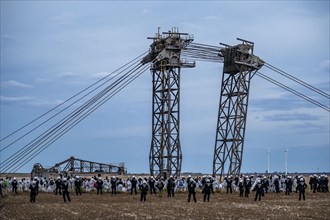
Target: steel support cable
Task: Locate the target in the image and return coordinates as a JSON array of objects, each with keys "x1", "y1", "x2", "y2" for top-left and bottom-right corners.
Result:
[
  {"x1": 8, "y1": 64, "x2": 151, "y2": 173},
  {"x1": 256, "y1": 72, "x2": 330, "y2": 112},
  {"x1": 264, "y1": 63, "x2": 330, "y2": 99},
  {"x1": 182, "y1": 49, "x2": 222, "y2": 61},
  {"x1": 2, "y1": 63, "x2": 145, "y2": 173},
  {"x1": 0, "y1": 51, "x2": 148, "y2": 143},
  {"x1": 0, "y1": 53, "x2": 147, "y2": 153},
  {"x1": 1, "y1": 62, "x2": 144, "y2": 172},
  {"x1": 1, "y1": 61, "x2": 144, "y2": 171},
  {"x1": 190, "y1": 42, "x2": 222, "y2": 50}
]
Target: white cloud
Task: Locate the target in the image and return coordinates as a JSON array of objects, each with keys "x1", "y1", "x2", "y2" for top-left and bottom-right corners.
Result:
[
  {"x1": 142, "y1": 9, "x2": 150, "y2": 15},
  {"x1": 1, "y1": 80, "x2": 33, "y2": 88},
  {"x1": 0, "y1": 95, "x2": 34, "y2": 102},
  {"x1": 0, "y1": 95, "x2": 63, "y2": 107}
]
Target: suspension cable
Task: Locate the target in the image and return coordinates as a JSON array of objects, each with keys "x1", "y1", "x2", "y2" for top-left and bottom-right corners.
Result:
[
  {"x1": 7, "y1": 64, "x2": 151, "y2": 173},
  {"x1": 256, "y1": 71, "x2": 330, "y2": 112},
  {"x1": 1, "y1": 58, "x2": 148, "y2": 173},
  {"x1": 264, "y1": 62, "x2": 330, "y2": 99},
  {"x1": 0, "y1": 51, "x2": 148, "y2": 143}
]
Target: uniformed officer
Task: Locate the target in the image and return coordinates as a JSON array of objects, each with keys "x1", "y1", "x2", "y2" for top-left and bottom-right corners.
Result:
[
  {"x1": 61, "y1": 178, "x2": 71, "y2": 202},
  {"x1": 140, "y1": 180, "x2": 149, "y2": 202},
  {"x1": 187, "y1": 178, "x2": 197, "y2": 203}
]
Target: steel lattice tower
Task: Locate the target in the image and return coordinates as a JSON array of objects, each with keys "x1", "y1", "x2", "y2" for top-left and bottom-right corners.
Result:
[
  {"x1": 142, "y1": 28, "x2": 195, "y2": 178},
  {"x1": 213, "y1": 39, "x2": 264, "y2": 179}
]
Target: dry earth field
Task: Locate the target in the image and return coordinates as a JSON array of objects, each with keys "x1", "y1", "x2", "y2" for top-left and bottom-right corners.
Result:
[{"x1": 0, "y1": 190, "x2": 329, "y2": 220}]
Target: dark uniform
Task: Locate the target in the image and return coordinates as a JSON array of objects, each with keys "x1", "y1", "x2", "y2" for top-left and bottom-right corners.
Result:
[
  {"x1": 96, "y1": 178, "x2": 103, "y2": 195},
  {"x1": 167, "y1": 176, "x2": 175, "y2": 197},
  {"x1": 74, "y1": 177, "x2": 82, "y2": 196},
  {"x1": 110, "y1": 177, "x2": 117, "y2": 195},
  {"x1": 140, "y1": 181, "x2": 149, "y2": 202},
  {"x1": 0, "y1": 179, "x2": 4, "y2": 198},
  {"x1": 156, "y1": 178, "x2": 165, "y2": 197},
  {"x1": 131, "y1": 177, "x2": 138, "y2": 195},
  {"x1": 297, "y1": 178, "x2": 307, "y2": 201},
  {"x1": 238, "y1": 180, "x2": 244, "y2": 197},
  {"x1": 285, "y1": 177, "x2": 292, "y2": 195},
  {"x1": 29, "y1": 181, "x2": 38, "y2": 203},
  {"x1": 55, "y1": 177, "x2": 62, "y2": 195},
  {"x1": 187, "y1": 179, "x2": 197, "y2": 203},
  {"x1": 226, "y1": 177, "x2": 233, "y2": 194},
  {"x1": 245, "y1": 178, "x2": 252, "y2": 198},
  {"x1": 61, "y1": 178, "x2": 71, "y2": 202},
  {"x1": 254, "y1": 180, "x2": 264, "y2": 201},
  {"x1": 11, "y1": 178, "x2": 18, "y2": 194},
  {"x1": 148, "y1": 177, "x2": 157, "y2": 195},
  {"x1": 202, "y1": 179, "x2": 212, "y2": 202}
]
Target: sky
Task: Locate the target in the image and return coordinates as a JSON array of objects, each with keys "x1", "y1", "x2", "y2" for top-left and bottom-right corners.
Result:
[{"x1": 1, "y1": 1, "x2": 329, "y2": 175}]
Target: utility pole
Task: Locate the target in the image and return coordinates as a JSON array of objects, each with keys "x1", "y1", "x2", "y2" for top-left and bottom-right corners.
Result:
[{"x1": 284, "y1": 148, "x2": 289, "y2": 175}]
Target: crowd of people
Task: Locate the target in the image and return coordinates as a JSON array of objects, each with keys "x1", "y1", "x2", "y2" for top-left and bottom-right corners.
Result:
[{"x1": 0, "y1": 173, "x2": 328, "y2": 203}]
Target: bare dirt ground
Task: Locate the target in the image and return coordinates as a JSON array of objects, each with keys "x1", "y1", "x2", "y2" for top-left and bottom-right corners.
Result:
[{"x1": 0, "y1": 190, "x2": 329, "y2": 220}]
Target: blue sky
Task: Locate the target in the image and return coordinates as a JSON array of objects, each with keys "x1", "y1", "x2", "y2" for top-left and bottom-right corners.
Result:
[{"x1": 1, "y1": 1, "x2": 329, "y2": 174}]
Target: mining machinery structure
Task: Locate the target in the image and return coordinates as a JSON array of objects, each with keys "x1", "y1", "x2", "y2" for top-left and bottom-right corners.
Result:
[
  {"x1": 142, "y1": 28, "x2": 195, "y2": 178},
  {"x1": 213, "y1": 39, "x2": 264, "y2": 179}
]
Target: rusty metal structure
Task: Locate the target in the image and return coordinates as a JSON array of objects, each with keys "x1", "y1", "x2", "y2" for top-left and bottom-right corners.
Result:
[
  {"x1": 142, "y1": 28, "x2": 195, "y2": 177},
  {"x1": 31, "y1": 156, "x2": 126, "y2": 177},
  {"x1": 212, "y1": 39, "x2": 264, "y2": 179}
]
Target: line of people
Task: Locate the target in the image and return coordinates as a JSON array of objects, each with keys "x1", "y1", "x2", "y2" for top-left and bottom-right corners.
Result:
[{"x1": 0, "y1": 173, "x2": 328, "y2": 203}]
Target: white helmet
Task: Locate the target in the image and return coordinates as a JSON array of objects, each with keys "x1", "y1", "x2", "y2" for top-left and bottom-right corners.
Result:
[
  {"x1": 99, "y1": 177, "x2": 102, "y2": 180},
  {"x1": 206, "y1": 179, "x2": 210, "y2": 183},
  {"x1": 57, "y1": 176, "x2": 61, "y2": 180},
  {"x1": 13, "y1": 177, "x2": 16, "y2": 180},
  {"x1": 76, "y1": 176, "x2": 79, "y2": 179},
  {"x1": 63, "y1": 178, "x2": 67, "y2": 182},
  {"x1": 143, "y1": 180, "x2": 147, "y2": 185},
  {"x1": 32, "y1": 181, "x2": 37, "y2": 186}
]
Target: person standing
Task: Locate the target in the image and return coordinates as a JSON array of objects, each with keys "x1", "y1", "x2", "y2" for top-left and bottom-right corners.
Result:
[
  {"x1": 187, "y1": 178, "x2": 197, "y2": 203},
  {"x1": 74, "y1": 176, "x2": 82, "y2": 196},
  {"x1": 238, "y1": 179, "x2": 244, "y2": 197},
  {"x1": 140, "y1": 180, "x2": 149, "y2": 202},
  {"x1": 130, "y1": 176, "x2": 138, "y2": 195},
  {"x1": 167, "y1": 176, "x2": 175, "y2": 197},
  {"x1": 156, "y1": 177, "x2": 165, "y2": 198},
  {"x1": 61, "y1": 178, "x2": 71, "y2": 202},
  {"x1": 0, "y1": 178, "x2": 5, "y2": 198},
  {"x1": 96, "y1": 177, "x2": 103, "y2": 195},
  {"x1": 244, "y1": 178, "x2": 252, "y2": 198},
  {"x1": 226, "y1": 176, "x2": 233, "y2": 194},
  {"x1": 297, "y1": 178, "x2": 307, "y2": 201},
  {"x1": 202, "y1": 179, "x2": 212, "y2": 202},
  {"x1": 29, "y1": 181, "x2": 38, "y2": 203},
  {"x1": 11, "y1": 177, "x2": 18, "y2": 194},
  {"x1": 55, "y1": 176, "x2": 62, "y2": 195},
  {"x1": 110, "y1": 176, "x2": 117, "y2": 195},
  {"x1": 254, "y1": 180, "x2": 264, "y2": 201},
  {"x1": 148, "y1": 176, "x2": 157, "y2": 195}
]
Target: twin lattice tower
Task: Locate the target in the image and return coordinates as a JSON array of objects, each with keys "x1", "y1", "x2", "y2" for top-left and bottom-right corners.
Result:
[{"x1": 142, "y1": 28, "x2": 264, "y2": 179}]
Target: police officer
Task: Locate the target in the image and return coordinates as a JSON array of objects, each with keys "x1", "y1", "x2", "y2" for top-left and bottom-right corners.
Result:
[
  {"x1": 167, "y1": 175, "x2": 175, "y2": 197},
  {"x1": 130, "y1": 176, "x2": 138, "y2": 195},
  {"x1": 244, "y1": 178, "x2": 252, "y2": 198},
  {"x1": 140, "y1": 180, "x2": 149, "y2": 202},
  {"x1": 96, "y1": 177, "x2": 103, "y2": 195},
  {"x1": 55, "y1": 176, "x2": 62, "y2": 195},
  {"x1": 29, "y1": 180, "x2": 38, "y2": 203},
  {"x1": 254, "y1": 179, "x2": 263, "y2": 201},
  {"x1": 297, "y1": 177, "x2": 307, "y2": 201},
  {"x1": 74, "y1": 176, "x2": 82, "y2": 196},
  {"x1": 156, "y1": 177, "x2": 165, "y2": 198},
  {"x1": 238, "y1": 179, "x2": 244, "y2": 197},
  {"x1": 11, "y1": 177, "x2": 18, "y2": 194},
  {"x1": 148, "y1": 176, "x2": 157, "y2": 195},
  {"x1": 187, "y1": 178, "x2": 197, "y2": 203},
  {"x1": 202, "y1": 179, "x2": 212, "y2": 202},
  {"x1": 226, "y1": 176, "x2": 233, "y2": 194},
  {"x1": 61, "y1": 178, "x2": 71, "y2": 202},
  {"x1": 110, "y1": 176, "x2": 117, "y2": 195}
]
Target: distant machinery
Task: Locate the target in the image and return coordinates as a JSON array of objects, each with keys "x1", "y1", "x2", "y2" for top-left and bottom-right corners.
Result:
[
  {"x1": 142, "y1": 28, "x2": 195, "y2": 178},
  {"x1": 31, "y1": 156, "x2": 126, "y2": 178}
]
